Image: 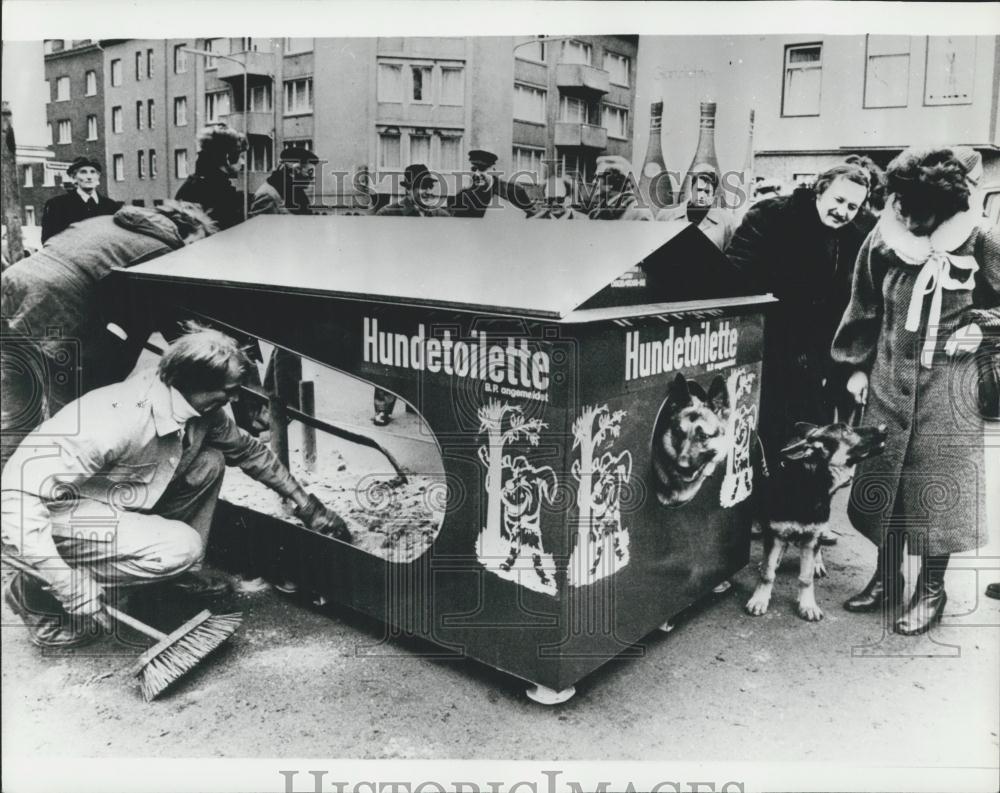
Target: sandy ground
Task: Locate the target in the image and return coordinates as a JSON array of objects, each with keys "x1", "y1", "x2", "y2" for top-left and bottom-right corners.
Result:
[{"x1": 2, "y1": 357, "x2": 998, "y2": 784}]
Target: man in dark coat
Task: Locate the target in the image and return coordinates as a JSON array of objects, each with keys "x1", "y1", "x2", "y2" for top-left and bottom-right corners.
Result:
[
  {"x1": 250, "y1": 146, "x2": 319, "y2": 216},
  {"x1": 448, "y1": 149, "x2": 533, "y2": 218},
  {"x1": 370, "y1": 163, "x2": 449, "y2": 425},
  {"x1": 40, "y1": 157, "x2": 121, "y2": 243},
  {"x1": 727, "y1": 164, "x2": 871, "y2": 463},
  {"x1": 175, "y1": 124, "x2": 247, "y2": 230}
]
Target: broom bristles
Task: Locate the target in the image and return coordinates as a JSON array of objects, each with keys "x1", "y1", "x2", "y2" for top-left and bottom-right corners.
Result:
[{"x1": 137, "y1": 613, "x2": 242, "y2": 701}]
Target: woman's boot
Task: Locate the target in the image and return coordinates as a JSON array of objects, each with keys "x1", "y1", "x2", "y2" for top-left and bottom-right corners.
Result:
[
  {"x1": 844, "y1": 541, "x2": 904, "y2": 613},
  {"x1": 895, "y1": 554, "x2": 949, "y2": 636}
]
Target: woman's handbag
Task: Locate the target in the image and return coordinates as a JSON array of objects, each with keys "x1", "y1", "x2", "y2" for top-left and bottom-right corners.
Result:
[{"x1": 970, "y1": 307, "x2": 1000, "y2": 420}]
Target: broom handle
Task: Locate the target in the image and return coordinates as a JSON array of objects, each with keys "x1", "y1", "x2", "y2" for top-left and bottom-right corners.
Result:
[{"x1": 1, "y1": 553, "x2": 168, "y2": 642}]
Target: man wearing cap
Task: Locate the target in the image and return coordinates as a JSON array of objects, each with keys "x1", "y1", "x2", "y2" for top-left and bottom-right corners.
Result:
[
  {"x1": 250, "y1": 146, "x2": 319, "y2": 216},
  {"x1": 376, "y1": 163, "x2": 450, "y2": 218},
  {"x1": 449, "y1": 149, "x2": 533, "y2": 218},
  {"x1": 41, "y1": 157, "x2": 121, "y2": 243},
  {"x1": 655, "y1": 169, "x2": 737, "y2": 250}
]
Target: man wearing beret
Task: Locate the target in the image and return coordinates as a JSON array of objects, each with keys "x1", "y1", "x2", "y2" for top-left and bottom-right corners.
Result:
[
  {"x1": 41, "y1": 157, "x2": 121, "y2": 243},
  {"x1": 449, "y1": 149, "x2": 534, "y2": 218},
  {"x1": 250, "y1": 146, "x2": 319, "y2": 216}
]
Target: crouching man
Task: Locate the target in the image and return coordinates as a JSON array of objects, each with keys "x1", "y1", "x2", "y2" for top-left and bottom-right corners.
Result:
[{"x1": 1, "y1": 327, "x2": 350, "y2": 649}]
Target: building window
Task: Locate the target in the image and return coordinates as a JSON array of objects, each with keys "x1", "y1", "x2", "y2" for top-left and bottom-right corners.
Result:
[
  {"x1": 864, "y1": 36, "x2": 910, "y2": 109},
  {"x1": 173, "y1": 96, "x2": 187, "y2": 126},
  {"x1": 147, "y1": 99, "x2": 155, "y2": 129},
  {"x1": 85, "y1": 70, "x2": 97, "y2": 96},
  {"x1": 560, "y1": 95, "x2": 594, "y2": 124},
  {"x1": 23, "y1": 165, "x2": 34, "y2": 187},
  {"x1": 248, "y1": 84, "x2": 272, "y2": 112},
  {"x1": 43, "y1": 162, "x2": 69, "y2": 187},
  {"x1": 205, "y1": 90, "x2": 231, "y2": 123},
  {"x1": 137, "y1": 150, "x2": 146, "y2": 179},
  {"x1": 559, "y1": 152, "x2": 591, "y2": 185},
  {"x1": 284, "y1": 78, "x2": 313, "y2": 115},
  {"x1": 604, "y1": 52, "x2": 630, "y2": 86},
  {"x1": 439, "y1": 134, "x2": 463, "y2": 171},
  {"x1": 515, "y1": 36, "x2": 546, "y2": 63},
  {"x1": 147, "y1": 48, "x2": 154, "y2": 78},
  {"x1": 25, "y1": 206, "x2": 36, "y2": 226},
  {"x1": 204, "y1": 38, "x2": 229, "y2": 69},
  {"x1": 135, "y1": 51, "x2": 142, "y2": 80},
  {"x1": 112, "y1": 106, "x2": 123, "y2": 133},
  {"x1": 57, "y1": 120, "x2": 72, "y2": 143},
  {"x1": 512, "y1": 146, "x2": 544, "y2": 184},
  {"x1": 378, "y1": 128, "x2": 402, "y2": 170},
  {"x1": 284, "y1": 38, "x2": 313, "y2": 54},
  {"x1": 283, "y1": 139, "x2": 314, "y2": 153},
  {"x1": 113, "y1": 154, "x2": 125, "y2": 181},
  {"x1": 604, "y1": 104, "x2": 628, "y2": 139},
  {"x1": 174, "y1": 44, "x2": 187, "y2": 73},
  {"x1": 514, "y1": 83, "x2": 547, "y2": 124},
  {"x1": 149, "y1": 149, "x2": 157, "y2": 178},
  {"x1": 377, "y1": 63, "x2": 403, "y2": 102},
  {"x1": 248, "y1": 138, "x2": 273, "y2": 173},
  {"x1": 110, "y1": 58, "x2": 122, "y2": 86},
  {"x1": 86, "y1": 114, "x2": 98, "y2": 140},
  {"x1": 136, "y1": 100, "x2": 144, "y2": 130},
  {"x1": 924, "y1": 37, "x2": 976, "y2": 106},
  {"x1": 782, "y1": 43, "x2": 823, "y2": 117},
  {"x1": 56, "y1": 76, "x2": 70, "y2": 101},
  {"x1": 234, "y1": 38, "x2": 259, "y2": 53},
  {"x1": 440, "y1": 67, "x2": 464, "y2": 105},
  {"x1": 410, "y1": 65, "x2": 432, "y2": 103},
  {"x1": 409, "y1": 131, "x2": 431, "y2": 164},
  {"x1": 174, "y1": 149, "x2": 188, "y2": 179},
  {"x1": 561, "y1": 40, "x2": 592, "y2": 66},
  {"x1": 47, "y1": 123, "x2": 53, "y2": 145}
]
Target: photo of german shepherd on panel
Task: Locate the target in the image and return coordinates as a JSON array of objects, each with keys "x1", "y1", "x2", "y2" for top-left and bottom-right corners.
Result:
[{"x1": 651, "y1": 373, "x2": 732, "y2": 507}]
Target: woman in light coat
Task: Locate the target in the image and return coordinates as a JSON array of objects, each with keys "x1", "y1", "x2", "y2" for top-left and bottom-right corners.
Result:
[{"x1": 833, "y1": 147, "x2": 1000, "y2": 635}]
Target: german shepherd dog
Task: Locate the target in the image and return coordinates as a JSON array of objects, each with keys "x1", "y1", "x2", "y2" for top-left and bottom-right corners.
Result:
[
  {"x1": 652, "y1": 373, "x2": 731, "y2": 507},
  {"x1": 745, "y1": 421, "x2": 888, "y2": 621}
]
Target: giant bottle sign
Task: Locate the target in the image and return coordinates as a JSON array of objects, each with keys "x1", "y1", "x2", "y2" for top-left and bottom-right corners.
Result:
[
  {"x1": 681, "y1": 101, "x2": 722, "y2": 205},
  {"x1": 637, "y1": 101, "x2": 674, "y2": 210}
]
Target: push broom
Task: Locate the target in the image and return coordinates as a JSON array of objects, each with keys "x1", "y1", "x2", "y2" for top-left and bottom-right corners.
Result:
[{"x1": 2, "y1": 553, "x2": 242, "y2": 701}]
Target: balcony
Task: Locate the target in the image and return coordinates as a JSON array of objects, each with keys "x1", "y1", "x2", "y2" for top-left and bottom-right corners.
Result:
[
  {"x1": 215, "y1": 50, "x2": 275, "y2": 81},
  {"x1": 220, "y1": 111, "x2": 273, "y2": 137},
  {"x1": 555, "y1": 63, "x2": 610, "y2": 96},
  {"x1": 554, "y1": 122, "x2": 608, "y2": 150}
]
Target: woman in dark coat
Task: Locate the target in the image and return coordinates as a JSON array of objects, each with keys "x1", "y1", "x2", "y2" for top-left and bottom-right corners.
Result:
[
  {"x1": 833, "y1": 147, "x2": 1000, "y2": 635},
  {"x1": 174, "y1": 124, "x2": 247, "y2": 230},
  {"x1": 727, "y1": 164, "x2": 870, "y2": 465}
]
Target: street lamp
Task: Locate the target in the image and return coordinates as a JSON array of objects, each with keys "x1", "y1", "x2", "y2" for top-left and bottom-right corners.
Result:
[{"x1": 182, "y1": 47, "x2": 249, "y2": 220}]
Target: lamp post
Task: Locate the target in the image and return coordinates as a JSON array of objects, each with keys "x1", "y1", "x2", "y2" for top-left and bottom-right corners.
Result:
[{"x1": 182, "y1": 47, "x2": 249, "y2": 220}]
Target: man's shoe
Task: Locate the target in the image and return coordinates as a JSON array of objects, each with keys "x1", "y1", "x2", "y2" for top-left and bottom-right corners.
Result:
[
  {"x1": 372, "y1": 411, "x2": 391, "y2": 427},
  {"x1": 169, "y1": 569, "x2": 233, "y2": 599},
  {"x1": 4, "y1": 573, "x2": 100, "y2": 649},
  {"x1": 986, "y1": 583, "x2": 1000, "y2": 600}
]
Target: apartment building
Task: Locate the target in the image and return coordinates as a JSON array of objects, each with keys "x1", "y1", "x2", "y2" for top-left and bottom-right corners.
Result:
[
  {"x1": 94, "y1": 36, "x2": 638, "y2": 209},
  {"x1": 635, "y1": 35, "x2": 1000, "y2": 205}
]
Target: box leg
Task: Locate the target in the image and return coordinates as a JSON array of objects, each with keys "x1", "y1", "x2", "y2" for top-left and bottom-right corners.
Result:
[{"x1": 525, "y1": 684, "x2": 576, "y2": 705}]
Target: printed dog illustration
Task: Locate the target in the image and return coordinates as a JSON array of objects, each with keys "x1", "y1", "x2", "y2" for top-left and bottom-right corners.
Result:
[
  {"x1": 651, "y1": 373, "x2": 731, "y2": 507},
  {"x1": 745, "y1": 421, "x2": 888, "y2": 621},
  {"x1": 586, "y1": 450, "x2": 633, "y2": 575},
  {"x1": 498, "y1": 455, "x2": 558, "y2": 589}
]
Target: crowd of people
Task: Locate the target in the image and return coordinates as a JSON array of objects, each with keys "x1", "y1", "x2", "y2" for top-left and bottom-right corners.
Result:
[{"x1": 0, "y1": 118, "x2": 997, "y2": 651}]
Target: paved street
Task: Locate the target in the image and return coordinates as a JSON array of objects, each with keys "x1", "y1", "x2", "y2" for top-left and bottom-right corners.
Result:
[{"x1": 3, "y1": 484, "x2": 998, "y2": 767}]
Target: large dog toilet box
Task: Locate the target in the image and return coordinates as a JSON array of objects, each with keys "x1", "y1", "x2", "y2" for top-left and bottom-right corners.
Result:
[{"x1": 115, "y1": 215, "x2": 774, "y2": 701}]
